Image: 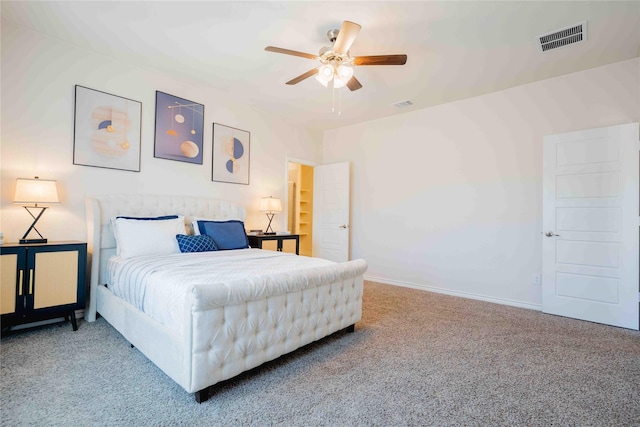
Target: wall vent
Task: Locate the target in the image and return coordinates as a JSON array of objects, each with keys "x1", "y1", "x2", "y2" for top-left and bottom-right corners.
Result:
[
  {"x1": 392, "y1": 100, "x2": 414, "y2": 109},
  {"x1": 537, "y1": 21, "x2": 587, "y2": 52}
]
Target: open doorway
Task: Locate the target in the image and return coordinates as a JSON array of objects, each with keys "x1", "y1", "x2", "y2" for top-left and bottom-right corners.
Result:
[{"x1": 287, "y1": 161, "x2": 314, "y2": 257}]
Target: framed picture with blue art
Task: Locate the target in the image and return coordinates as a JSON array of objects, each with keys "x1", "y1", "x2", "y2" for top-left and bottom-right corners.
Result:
[
  {"x1": 154, "y1": 91, "x2": 204, "y2": 164},
  {"x1": 211, "y1": 123, "x2": 250, "y2": 185},
  {"x1": 73, "y1": 85, "x2": 142, "y2": 172}
]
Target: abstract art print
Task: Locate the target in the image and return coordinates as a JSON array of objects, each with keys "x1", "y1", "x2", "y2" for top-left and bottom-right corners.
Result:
[
  {"x1": 73, "y1": 85, "x2": 142, "y2": 172},
  {"x1": 154, "y1": 91, "x2": 204, "y2": 164},
  {"x1": 212, "y1": 123, "x2": 250, "y2": 185}
]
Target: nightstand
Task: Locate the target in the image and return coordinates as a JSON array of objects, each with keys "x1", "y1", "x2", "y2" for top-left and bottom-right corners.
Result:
[
  {"x1": 0, "y1": 241, "x2": 87, "y2": 332},
  {"x1": 247, "y1": 234, "x2": 300, "y2": 255}
]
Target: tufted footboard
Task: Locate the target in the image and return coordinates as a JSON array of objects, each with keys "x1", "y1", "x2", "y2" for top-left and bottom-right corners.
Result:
[{"x1": 187, "y1": 260, "x2": 365, "y2": 399}]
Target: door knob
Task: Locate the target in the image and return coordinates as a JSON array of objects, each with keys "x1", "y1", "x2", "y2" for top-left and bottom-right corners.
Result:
[
  {"x1": 339, "y1": 224, "x2": 349, "y2": 229},
  {"x1": 545, "y1": 231, "x2": 560, "y2": 237}
]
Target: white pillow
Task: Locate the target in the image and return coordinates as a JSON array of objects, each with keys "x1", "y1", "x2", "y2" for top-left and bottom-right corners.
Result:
[{"x1": 112, "y1": 216, "x2": 186, "y2": 259}]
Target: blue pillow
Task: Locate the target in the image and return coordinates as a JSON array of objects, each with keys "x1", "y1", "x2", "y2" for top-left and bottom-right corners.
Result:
[
  {"x1": 175, "y1": 234, "x2": 218, "y2": 253},
  {"x1": 196, "y1": 220, "x2": 249, "y2": 250}
]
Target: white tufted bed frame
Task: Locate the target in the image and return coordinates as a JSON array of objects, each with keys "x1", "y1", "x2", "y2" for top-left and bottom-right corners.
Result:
[{"x1": 85, "y1": 194, "x2": 366, "y2": 403}]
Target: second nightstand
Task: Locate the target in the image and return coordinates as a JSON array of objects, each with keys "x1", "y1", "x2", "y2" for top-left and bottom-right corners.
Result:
[{"x1": 247, "y1": 234, "x2": 300, "y2": 255}]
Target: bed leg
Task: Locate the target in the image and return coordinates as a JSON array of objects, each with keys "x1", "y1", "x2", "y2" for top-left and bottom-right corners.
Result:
[
  {"x1": 195, "y1": 388, "x2": 209, "y2": 404},
  {"x1": 346, "y1": 324, "x2": 355, "y2": 333}
]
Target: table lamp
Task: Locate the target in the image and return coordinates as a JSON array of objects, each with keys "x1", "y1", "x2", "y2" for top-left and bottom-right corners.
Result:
[
  {"x1": 259, "y1": 196, "x2": 282, "y2": 235},
  {"x1": 14, "y1": 177, "x2": 60, "y2": 244}
]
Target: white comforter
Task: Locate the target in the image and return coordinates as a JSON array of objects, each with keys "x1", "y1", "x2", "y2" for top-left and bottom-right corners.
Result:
[{"x1": 108, "y1": 249, "x2": 337, "y2": 334}]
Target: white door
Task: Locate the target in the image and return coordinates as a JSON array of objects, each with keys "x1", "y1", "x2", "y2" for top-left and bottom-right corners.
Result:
[
  {"x1": 542, "y1": 123, "x2": 639, "y2": 330},
  {"x1": 313, "y1": 162, "x2": 350, "y2": 262}
]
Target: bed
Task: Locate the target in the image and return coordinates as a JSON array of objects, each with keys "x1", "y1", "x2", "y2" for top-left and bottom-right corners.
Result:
[{"x1": 85, "y1": 194, "x2": 367, "y2": 403}]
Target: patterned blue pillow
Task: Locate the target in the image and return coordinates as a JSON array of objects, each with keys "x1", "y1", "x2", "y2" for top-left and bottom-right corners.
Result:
[{"x1": 175, "y1": 234, "x2": 218, "y2": 253}]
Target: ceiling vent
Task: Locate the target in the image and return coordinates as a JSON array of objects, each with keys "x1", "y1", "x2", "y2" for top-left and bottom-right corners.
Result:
[
  {"x1": 537, "y1": 21, "x2": 587, "y2": 52},
  {"x1": 392, "y1": 100, "x2": 414, "y2": 109}
]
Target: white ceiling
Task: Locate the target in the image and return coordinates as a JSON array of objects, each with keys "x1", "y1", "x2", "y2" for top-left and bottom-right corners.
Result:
[{"x1": 2, "y1": 1, "x2": 639, "y2": 132}]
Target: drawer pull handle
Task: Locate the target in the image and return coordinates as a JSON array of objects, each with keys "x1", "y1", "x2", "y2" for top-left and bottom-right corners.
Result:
[
  {"x1": 29, "y1": 269, "x2": 34, "y2": 294},
  {"x1": 18, "y1": 270, "x2": 24, "y2": 296}
]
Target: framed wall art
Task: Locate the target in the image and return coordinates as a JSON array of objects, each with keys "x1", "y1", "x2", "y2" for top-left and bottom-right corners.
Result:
[
  {"x1": 73, "y1": 85, "x2": 142, "y2": 172},
  {"x1": 212, "y1": 123, "x2": 250, "y2": 185},
  {"x1": 154, "y1": 91, "x2": 204, "y2": 164}
]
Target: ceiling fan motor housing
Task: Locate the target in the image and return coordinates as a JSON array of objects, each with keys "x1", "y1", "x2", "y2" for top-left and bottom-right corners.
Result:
[{"x1": 327, "y1": 29, "x2": 340, "y2": 43}]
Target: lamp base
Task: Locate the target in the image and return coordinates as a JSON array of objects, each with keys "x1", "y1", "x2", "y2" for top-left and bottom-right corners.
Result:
[
  {"x1": 261, "y1": 232, "x2": 276, "y2": 236},
  {"x1": 19, "y1": 206, "x2": 49, "y2": 245},
  {"x1": 20, "y1": 238, "x2": 47, "y2": 245}
]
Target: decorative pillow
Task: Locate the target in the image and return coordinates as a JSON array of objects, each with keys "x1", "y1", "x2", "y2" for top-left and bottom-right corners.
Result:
[
  {"x1": 196, "y1": 220, "x2": 249, "y2": 250},
  {"x1": 191, "y1": 216, "x2": 242, "y2": 235},
  {"x1": 175, "y1": 234, "x2": 218, "y2": 253},
  {"x1": 112, "y1": 216, "x2": 186, "y2": 259}
]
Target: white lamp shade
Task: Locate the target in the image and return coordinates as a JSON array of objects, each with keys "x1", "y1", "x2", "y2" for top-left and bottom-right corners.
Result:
[
  {"x1": 260, "y1": 196, "x2": 282, "y2": 213},
  {"x1": 14, "y1": 178, "x2": 60, "y2": 205},
  {"x1": 336, "y1": 65, "x2": 354, "y2": 80},
  {"x1": 333, "y1": 76, "x2": 348, "y2": 88},
  {"x1": 315, "y1": 75, "x2": 329, "y2": 87},
  {"x1": 317, "y1": 65, "x2": 334, "y2": 82},
  {"x1": 333, "y1": 65, "x2": 353, "y2": 88}
]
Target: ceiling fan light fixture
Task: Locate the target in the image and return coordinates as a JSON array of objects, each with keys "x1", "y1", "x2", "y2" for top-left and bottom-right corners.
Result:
[
  {"x1": 315, "y1": 63, "x2": 353, "y2": 88},
  {"x1": 318, "y1": 65, "x2": 334, "y2": 82},
  {"x1": 332, "y1": 74, "x2": 349, "y2": 89},
  {"x1": 315, "y1": 75, "x2": 329, "y2": 87},
  {"x1": 333, "y1": 78, "x2": 347, "y2": 89},
  {"x1": 336, "y1": 64, "x2": 354, "y2": 81}
]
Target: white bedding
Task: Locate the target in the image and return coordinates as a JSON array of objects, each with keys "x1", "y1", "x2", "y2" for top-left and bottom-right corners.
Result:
[{"x1": 108, "y1": 248, "x2": 335, "y2": 334}]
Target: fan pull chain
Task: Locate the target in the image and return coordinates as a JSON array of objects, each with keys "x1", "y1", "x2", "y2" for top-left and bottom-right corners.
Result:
[
  {"x1": 331, "y1": 85, "x2": 335, "y2": 113},
  {"x1": 330, "y1": 86, "x2": 342, "y2": 116}
]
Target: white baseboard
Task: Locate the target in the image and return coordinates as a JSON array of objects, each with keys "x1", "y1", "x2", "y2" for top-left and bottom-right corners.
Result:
[{"x1": 364, "y1": 275, "x2": 542, "y2": 312}]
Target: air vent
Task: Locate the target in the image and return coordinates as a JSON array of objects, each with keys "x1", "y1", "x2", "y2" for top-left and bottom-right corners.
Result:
[
  {"x1": 392, "y1": 100, "x2": 414, "y2": 109},
  {"x1": 537, "y1": 21, "x2": 587, "y2": 52}
]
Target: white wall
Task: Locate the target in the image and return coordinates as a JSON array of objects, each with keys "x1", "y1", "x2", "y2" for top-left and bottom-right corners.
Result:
[
  {"x1": 324, "y1": 58, "x2": 639, "y2": 309},
  {"x1": 1, "y1": 21, "x2": 321, "y2": 243}
]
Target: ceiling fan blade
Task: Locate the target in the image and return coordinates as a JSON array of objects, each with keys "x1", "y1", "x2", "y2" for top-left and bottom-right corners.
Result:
[
  {"x1": 333, "y1": 21, "x2": 361, "y2": 54},
  {"x1": 265, "y1": 46, "x2": 317, "y2": 60},
  {"x1": 346, "y1": 76, "x2": 362, "y2": 91},
  {"x1": 286, "y1": 68, "x2": 319, "y2": 85},
  {"x1": 353, "y1": 55, "x2": 408, "y2": 66}
]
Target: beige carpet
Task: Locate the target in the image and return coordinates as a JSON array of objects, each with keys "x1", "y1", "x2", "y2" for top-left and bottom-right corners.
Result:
[{"x1": 1, "y1": 281, "x2": 639, "y2": 426}]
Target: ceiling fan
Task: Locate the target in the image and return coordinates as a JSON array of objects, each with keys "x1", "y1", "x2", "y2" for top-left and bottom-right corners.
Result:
[{"x1": 265, "y1": 20, "x2": 407, "y2": 91}]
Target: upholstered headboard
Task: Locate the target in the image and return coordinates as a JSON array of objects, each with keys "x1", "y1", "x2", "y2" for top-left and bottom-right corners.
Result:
[{"x1": 85, "y1": 194, "x2": 246, "y2": 322}]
